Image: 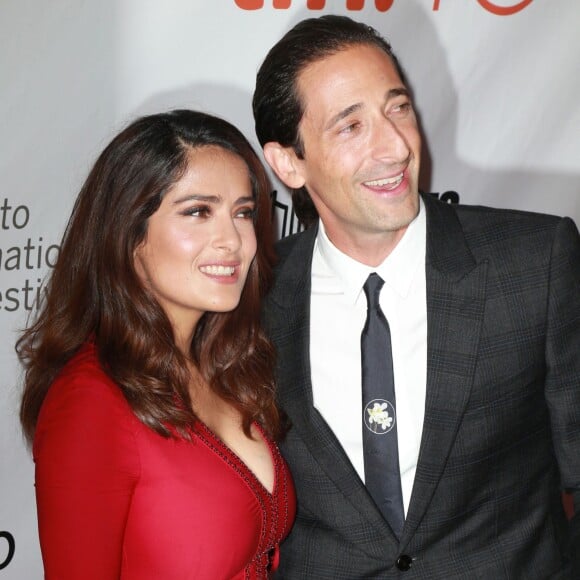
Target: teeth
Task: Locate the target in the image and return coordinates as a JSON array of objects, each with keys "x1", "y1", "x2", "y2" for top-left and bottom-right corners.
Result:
[
  {"x1": 365, "y1": 173, "x2": 404, "y2": 188},
  {"x1": 199, "y1": 265, "x2": 235, "y2": 276}
]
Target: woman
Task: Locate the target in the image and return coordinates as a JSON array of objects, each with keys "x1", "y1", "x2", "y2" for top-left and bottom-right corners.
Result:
[{"x1": 17, "y1": 110, "x2": 295, "y2": 579}]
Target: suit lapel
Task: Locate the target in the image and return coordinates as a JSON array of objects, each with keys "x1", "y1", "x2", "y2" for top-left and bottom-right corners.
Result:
[
  {"x1": 266, "y1": 226, "x2": 400, "y2": 556},
  {"x1": 402, "y1": 196, "x2": 488, "y2": 543}
]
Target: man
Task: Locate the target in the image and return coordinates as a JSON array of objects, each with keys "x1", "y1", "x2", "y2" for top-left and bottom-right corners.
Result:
[{"x1": 252, "y1": 15, "x2": 580, "y2": 578}]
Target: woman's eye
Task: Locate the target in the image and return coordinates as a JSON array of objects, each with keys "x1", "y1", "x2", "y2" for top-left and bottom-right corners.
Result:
[
  {"x1": 236, "y1": 207, "x2": 256, "y2": 219},
  {"x1": 185, "y1": 206, "x2": 211, "y2": 218}
]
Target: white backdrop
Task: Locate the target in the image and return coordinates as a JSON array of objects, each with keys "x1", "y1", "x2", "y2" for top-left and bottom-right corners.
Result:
[{"x1": 1, "y1": 0, "x2": 579, "y2": 576}]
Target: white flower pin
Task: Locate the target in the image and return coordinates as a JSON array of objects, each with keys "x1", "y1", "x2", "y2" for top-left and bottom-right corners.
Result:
[{"x1": 364, "y1": 399, "x2": 396, "y2": 434}]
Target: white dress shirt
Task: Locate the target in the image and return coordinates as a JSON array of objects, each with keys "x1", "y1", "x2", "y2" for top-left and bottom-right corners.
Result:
[{"x1": 310, "y1": 200, "x2": 427, "y2": 514}]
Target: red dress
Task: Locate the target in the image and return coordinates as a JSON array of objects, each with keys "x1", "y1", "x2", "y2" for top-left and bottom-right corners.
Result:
[{"x1": 33, "y1": 343, "x2": 296, "y2": 579}]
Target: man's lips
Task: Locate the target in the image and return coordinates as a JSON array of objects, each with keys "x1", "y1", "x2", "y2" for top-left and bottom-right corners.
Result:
[{"x1": 363, "y1": 172, "x2": 405, "y2": 191}]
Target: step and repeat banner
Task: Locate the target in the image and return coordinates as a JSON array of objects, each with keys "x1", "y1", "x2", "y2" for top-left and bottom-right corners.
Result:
[{"x1": 1, "y1": 0, "x2": 579, "y2": 576}]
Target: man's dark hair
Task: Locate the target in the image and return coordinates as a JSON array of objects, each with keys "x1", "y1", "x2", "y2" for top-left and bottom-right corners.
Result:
[{"x1": 252, "y1": 15, "x2": 405, "y2": 226}]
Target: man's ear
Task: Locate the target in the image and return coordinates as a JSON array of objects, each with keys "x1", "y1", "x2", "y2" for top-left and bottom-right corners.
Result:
[{"x1": 263, "y1": 142, "x2": 306, "y2": 189}]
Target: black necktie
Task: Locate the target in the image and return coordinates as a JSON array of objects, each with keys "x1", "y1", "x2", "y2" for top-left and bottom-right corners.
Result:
[{"x1": 361, "y1": 273, "x2": 405, "y2": 537}]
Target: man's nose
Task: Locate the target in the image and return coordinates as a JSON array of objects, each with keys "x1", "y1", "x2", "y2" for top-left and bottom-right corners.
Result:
[{"x1": 371, "y1": 116, "x2": 411, "y2": 164}]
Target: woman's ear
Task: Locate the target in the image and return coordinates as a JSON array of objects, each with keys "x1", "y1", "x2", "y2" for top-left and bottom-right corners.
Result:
[
  {"x1": 263, "y1": 142, "x2": 306, "y2": 189},
  {"x1": 132, "y1": 237, "x2": 147, "y2": 281}
]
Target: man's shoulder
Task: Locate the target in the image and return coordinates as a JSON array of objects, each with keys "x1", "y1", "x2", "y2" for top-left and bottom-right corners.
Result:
[
  {"x1": 275, "y1": 229, "x2": 304, "y2": 256},
  {"x1": 274, "y1": 225, "x2": 318, "y2": 268},
  {"x1": 429, "y1": 196, "x2": 566, "y2": 243},
  {"x1": 423, "y1": 195, "x2": 580, "y2": 269},
  {"x1": 453, "y1": 201, "x2": 561, "y2": 226}
]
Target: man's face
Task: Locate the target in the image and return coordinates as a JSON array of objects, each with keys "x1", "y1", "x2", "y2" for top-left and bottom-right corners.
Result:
[{"x1": 289, "y1": 44, "x2": 422, "y2": 265}]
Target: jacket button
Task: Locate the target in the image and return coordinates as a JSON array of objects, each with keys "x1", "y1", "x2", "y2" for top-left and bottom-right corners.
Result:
[{"x1": 396, "y1": 554, "x2": 413, "y2": 571}]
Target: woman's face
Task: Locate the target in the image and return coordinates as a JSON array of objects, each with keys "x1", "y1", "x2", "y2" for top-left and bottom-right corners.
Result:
[{"x1": 134, "y1": 146, "x2": 257, "y2": 339}]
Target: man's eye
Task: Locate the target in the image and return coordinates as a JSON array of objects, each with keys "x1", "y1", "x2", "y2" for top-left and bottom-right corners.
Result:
[
  {"x1": 339, "y1": 122, "x2": 360, "y2": 134},
  {"x1": 391, "y1": 102, "x2": 412, "y2": 115}
]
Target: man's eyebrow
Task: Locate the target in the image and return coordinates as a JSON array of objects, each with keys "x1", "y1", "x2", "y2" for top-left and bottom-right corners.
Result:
[
  {"x1": 387, "y1": 87, "x2": 410, "y2": 100},
  {"x1": 324, "y1": 103, "x2": 362, "y2": 131},
  {"x1": 323, "y1": 88, "x2": 410, "y2": 132}
]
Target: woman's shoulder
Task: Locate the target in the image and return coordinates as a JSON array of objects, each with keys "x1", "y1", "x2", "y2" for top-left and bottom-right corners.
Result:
[
  {"x1": 34, "y1": 342, "x2": 139, "y2": 457},
  {"x1": 47, "y1": 342, "x2": 126, "y2": 406},
  {"x1": 33, "y1": 342, "x2": 142, "y2": 491}
]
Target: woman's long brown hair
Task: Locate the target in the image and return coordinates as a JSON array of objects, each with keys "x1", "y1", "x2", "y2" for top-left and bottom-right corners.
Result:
[{"x1": 17, "y1": 110, "x2": 282, "y2": 443}]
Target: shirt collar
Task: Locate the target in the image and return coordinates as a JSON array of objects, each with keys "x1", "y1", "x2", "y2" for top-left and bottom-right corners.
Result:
[{"x1": 316, "y1": 198, "x2": 426, "y2": 305}]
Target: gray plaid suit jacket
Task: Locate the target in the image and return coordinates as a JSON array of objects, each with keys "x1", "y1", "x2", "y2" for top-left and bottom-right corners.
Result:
[{"x1": 264, "y1": 194, "x2": 580, "y2": 579}]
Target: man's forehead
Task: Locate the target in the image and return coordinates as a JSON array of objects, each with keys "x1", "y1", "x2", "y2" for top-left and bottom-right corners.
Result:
[
  {"x1": 296, "y1": 46, "x2": 406, "y2": 126},
  {"x1": 298, "y1": 43, "x2": 398, "y2": 78},
  {"x1": 297, "y1": 45, "x2": 402, "y2": 96}
]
